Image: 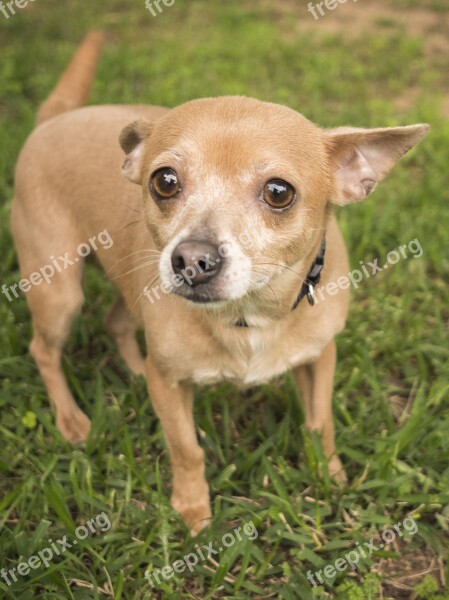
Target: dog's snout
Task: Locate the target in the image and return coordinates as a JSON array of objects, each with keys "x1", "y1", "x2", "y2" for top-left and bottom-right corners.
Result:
[{"x1": 171, "y1": 240, "x2": 223, "y2": 286}]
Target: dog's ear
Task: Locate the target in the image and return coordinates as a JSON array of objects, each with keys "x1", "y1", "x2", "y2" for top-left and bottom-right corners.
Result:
[
  {"x1": 119, "y1": 120, "x2": 154, "y2": 183},
  {"x1": 325, "y1": 124, "x2": 429, "y2": 205}
]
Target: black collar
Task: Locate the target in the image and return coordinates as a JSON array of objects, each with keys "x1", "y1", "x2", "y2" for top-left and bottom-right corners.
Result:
[
  {"x1": 235, "y1": 238, "x2": 326, "y2": 328},
  {"x1": 292, "y1": 237, "x2": 326, "y2": 309}
]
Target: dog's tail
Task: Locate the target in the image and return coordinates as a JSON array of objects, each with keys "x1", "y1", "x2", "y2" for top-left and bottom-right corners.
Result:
[{"x1": 36, "y1": 31, "x2": 105, "y2": 126}]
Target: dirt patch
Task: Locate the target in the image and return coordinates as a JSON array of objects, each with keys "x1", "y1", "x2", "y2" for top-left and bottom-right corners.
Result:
[
  {"x1": 378, "y1": 547, "x2": 446, "y2": 599},
  {"x1": 269, "y1": 0, "x2": 449, "y2": 56}
]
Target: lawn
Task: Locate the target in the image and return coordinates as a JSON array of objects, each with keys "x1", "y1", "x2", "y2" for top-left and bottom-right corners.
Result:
[{"x1": 0, "y1": 0, "x2": 449, "y2": 598}]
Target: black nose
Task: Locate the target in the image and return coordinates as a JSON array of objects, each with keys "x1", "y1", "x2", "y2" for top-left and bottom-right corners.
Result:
[{"x1": 171, "y1": 240, "x2": 223, "y2": 286}]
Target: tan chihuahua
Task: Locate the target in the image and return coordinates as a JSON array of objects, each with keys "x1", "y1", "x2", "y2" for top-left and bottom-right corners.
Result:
[{"x1": 12, "y1": 33, "x2": 429, "y2": 534}]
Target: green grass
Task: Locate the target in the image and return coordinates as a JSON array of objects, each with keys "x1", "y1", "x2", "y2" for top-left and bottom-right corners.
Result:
[{"x1": 1, "y1": 1, "x2": 449, "y2": 598}]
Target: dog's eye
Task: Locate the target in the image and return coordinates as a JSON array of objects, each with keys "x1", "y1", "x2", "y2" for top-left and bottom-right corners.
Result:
[
  {"x1": 262, "y1": 179, "x2": 296, "y2": 209},
  {"x1": 150, "y1": 168, "x2": 180, "y2": 200}
]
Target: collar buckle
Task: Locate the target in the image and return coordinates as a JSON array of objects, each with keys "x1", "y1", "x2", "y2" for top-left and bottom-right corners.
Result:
[
  {"x1": 292, "y1": 237, "x2": 326, "y2": 311},
  {"x1": 307, "y1": 283, "x2": 316, "y2": 306}
]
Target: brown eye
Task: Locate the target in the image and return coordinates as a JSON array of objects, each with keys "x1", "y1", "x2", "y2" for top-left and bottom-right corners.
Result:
[
  {"x1": 262, "y1": 179, "x2": 296, "y2": 209},
  {"x1": 150, "y1": 168, "x2": 180, "y2": 200}
]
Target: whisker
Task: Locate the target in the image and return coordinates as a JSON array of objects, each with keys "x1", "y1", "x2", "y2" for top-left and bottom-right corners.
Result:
[
  {"x1": 106, "y1": 249, "x2": 161, "y2": 276},
  {"x1": 253, "y1": 261, "x2": 306, "y2": 284},
  {"x1": 249, "y1": 269, "x2": 280, "y2": 306},
  {"x1": 120, "y1": 219, "x2": 144, "y2": 231},
  {"x1": 133, "y1": 272, "x2": 161, "y2": 310},
  {"x1": 110, "y1": 260, "x2": 159, "y2": 280},
  {"x1": 122, "y1": 203, "x2": 142, "y2": 214}
]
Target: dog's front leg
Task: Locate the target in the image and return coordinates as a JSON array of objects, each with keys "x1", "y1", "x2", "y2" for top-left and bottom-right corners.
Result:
[
  {"x1": 145, "y1": 356, "x2": 211, "y2": 535},
  {"x1": 293, "y1": 339, "x2": 347, "y2": 483}
]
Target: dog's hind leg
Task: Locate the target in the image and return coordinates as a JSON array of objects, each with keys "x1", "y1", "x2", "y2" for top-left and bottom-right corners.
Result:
[
  {"x1": 104, "y1": 296, "x2": 146, "y2": 376},
  {"x1": 293, "y1": 339, "x2": 346, "y2": 483},
  {"x1": 12, "y1": 202, "x2": 90, "y2": 444},
  {"x1": 28, "y1": 264, "x2": 90, "y2": 444}
]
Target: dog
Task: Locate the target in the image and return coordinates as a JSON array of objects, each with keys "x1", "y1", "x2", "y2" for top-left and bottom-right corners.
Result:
[{"x1": 11, "y1": 32, "x2": 429, "y2": 534}]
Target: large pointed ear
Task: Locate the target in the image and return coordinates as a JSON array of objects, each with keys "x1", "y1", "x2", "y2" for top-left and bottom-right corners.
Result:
[
  {"x1": 119, "y1": 119, "x2": 154, "y2": 184},
  {"x1": 324, "y1": 124, "x2": 429, "y2": 205}
]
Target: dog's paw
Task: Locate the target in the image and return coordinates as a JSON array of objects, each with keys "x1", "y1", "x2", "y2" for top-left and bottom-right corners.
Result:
[
  {"x1": 171, "y1": 495, "x2": 212, "y2": 536},
  {"x1": 57, "y1": 408, "x2": 91, "y2": 444},
  {"x1": 328, "y1": 455, "x2": 347, "y2": 485}
]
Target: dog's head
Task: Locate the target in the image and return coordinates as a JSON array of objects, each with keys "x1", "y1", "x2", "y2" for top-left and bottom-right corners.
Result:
[{"x1": 119, "y1": 97, "x2": 428, "y2": 306}]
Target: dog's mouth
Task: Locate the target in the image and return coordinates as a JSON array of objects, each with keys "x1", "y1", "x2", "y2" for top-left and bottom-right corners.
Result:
[{"x1": 172, "y1": 283, "x2": 226, "y2": 305}]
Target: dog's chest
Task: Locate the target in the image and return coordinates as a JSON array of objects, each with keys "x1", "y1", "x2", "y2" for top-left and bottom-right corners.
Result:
[{"x1": 191, "y1": 325, "x2": 322, "y2": 386}]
